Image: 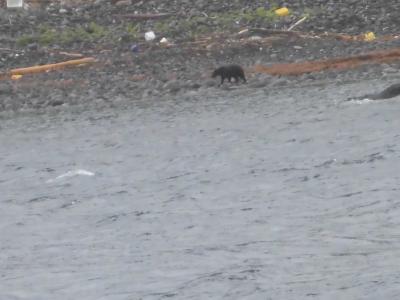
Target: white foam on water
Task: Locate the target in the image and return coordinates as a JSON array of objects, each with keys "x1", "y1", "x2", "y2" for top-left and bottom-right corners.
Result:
[
  {"x1": 347, "y1": 97, "x2": 373, "y2": 104},
  {"x1": 46, "y1": 169, "x2": 95, "y2": 183}
]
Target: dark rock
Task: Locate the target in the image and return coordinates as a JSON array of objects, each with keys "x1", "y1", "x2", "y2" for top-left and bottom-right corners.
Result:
[
  {"x1": 50, "y1": 100, "x2": 64, "y2": 107},
  {"x1": 27, "y1": 43, "x2": 39, "y2": 51},
  {"x1": 190, "y1": 83, "x2": 202, "y2": 89}
]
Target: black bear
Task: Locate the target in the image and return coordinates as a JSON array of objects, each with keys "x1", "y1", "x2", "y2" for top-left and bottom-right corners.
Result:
[{"x1": 212, "y1": 64, "x2": 247, "y2": 86}]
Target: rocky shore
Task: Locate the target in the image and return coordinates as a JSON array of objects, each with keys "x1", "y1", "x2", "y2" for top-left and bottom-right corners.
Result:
[{"x1": 1, "y1": 0, "x2": 400, "y2": 113}]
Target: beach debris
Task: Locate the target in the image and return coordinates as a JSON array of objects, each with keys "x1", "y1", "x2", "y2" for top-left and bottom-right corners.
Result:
[
  {"x1": 364, "y1": 31, "x2": 376, "y2": 41},
  {"x1": 288, "y1": 16, "x2": 308, "y2": 31},
  {"x1": 160, "y1": 37, "x2": 168, "y2": 44},
  {"x1": 144, "y1": 31, "x2": 156, "y2": 42},
  {"x1": 236, "y1": 27, "x2": 393, "y2": 44},
  {"x1": 252, "y1": 47, "x2": 400, "y2": 76},
  {"x1": 130, "y1": 44, "x2": 139, "y2": 53},
  {"x1": 238, "y1": 29, "x2": 249, "y2": 35},
  {"x1": 58, "y1": 51, "x2": 84, "y2": 58},
  {"x1": 6, "y1": 0, "x2": 23, "y2": 8},
  {"x1": 46, "y1": 169, "x2": 95, "y2": 183},
  {"x1": 275, "y1": 7, "x2": 289, "y2": 17},
  {"x1": 0, "y1": 57, "x2": 96, "y2": 80},
  {"x1": 11, "y1": 74, "x2": 22, "y2": 80},
  {"x1": 159, "y1": 37, "x2": 173, "y2": 47},
  {"x1": 249, "y1": 35, "x2": 262, "y2": 40}
]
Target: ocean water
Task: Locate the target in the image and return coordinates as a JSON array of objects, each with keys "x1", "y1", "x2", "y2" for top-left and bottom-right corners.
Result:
[{"x1": 2, "y1": 80, "x2": 400, "y2": 299}]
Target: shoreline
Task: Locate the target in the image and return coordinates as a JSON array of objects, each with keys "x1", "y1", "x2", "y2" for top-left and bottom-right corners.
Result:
[{"x1": 1, "y1": 1, "x2": 400, "y2": 112}]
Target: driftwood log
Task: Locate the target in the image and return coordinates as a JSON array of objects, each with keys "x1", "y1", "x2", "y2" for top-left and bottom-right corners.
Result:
[
  {"x1": 0, "y1": 57, "x2": 96, "y2": 79},
  {"x1": 253, "y1": 47, "x2": 400, "y2": 76}
]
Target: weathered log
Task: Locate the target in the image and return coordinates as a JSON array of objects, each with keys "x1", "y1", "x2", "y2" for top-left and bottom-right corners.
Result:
[
  {"x1": 253, "y1": 48, "x2": 400, "y2": 76},
  {"x1": 11, "y1": 57, "x2": 96, "y2": 75},
  {"x1": 0, "y1": 57, "x2": 96, "y2": 80}
]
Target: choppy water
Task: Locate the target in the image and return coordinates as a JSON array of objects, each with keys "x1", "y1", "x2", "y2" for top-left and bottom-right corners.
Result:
[{"x1": 2, "y1": 80, "x2": 400, "y2": 300}]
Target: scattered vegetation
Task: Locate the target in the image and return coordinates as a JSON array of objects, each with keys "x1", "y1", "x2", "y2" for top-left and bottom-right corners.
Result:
[
  {"x1": 147, "y1": 6, "x2": 290, "y2": 41},
  {"x1": 176, "y1": 6, "x2": 288, "y2": 37},
  {"x1": 17, "y1": 22, "x2": 109, "y2": 46},
  {"x1": 16, "y1": 6, "x2": 297, "y2": 47},
  {"x1": 125, "y1": 23, "x2": 140, "y2": 39},
  {"x1": 16, "y1": 35, "x2": 36, "y2": 47},
  {"x1": 212, "y1": 4, "x2": 283, "y2": 26}
]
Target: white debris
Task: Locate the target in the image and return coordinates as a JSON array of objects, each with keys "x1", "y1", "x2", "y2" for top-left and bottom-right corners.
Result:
[
  {"x1": 6, "y1": 0, "x2": 23, "y2": 8},
  {"x1": 144, "y1": 31, "x2": 156, "y2": 42},
  {"x1": 160, "y1": 37, "x2": 168, "y2": 44},
  {"x1": 249, "y1": 35, "x2": 262, "y2": 41}
]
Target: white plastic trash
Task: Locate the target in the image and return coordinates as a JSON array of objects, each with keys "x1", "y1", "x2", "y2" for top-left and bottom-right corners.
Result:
[
  {"x1": 7, "y1": 0, "x2": 23, "y2": 8},
  {"x1": 144, "y1": 31, "x2": 156, "y2": 42},
  {"x1": 160, "y1": 37, "x2": 168, "y2": 44}
]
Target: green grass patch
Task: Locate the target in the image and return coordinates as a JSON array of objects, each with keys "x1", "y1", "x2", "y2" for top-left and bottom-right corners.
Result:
[{"x1": 17, "y1": 22, "x2": 109, "y2": 46}]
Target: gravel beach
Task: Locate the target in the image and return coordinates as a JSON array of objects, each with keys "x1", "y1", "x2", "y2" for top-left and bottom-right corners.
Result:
[{"x1": 0, "y1": 0, "x2": 400, "y2": 112}]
